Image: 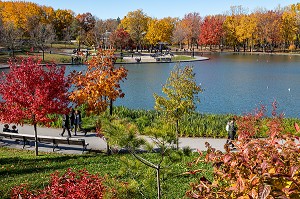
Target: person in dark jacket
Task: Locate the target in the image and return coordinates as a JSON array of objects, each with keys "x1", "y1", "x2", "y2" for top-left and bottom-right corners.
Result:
[
  {"x1": 3, "y1": 124, "x2": 10, "y2": 132},
  {"x1": 10, "y1": 125, "x2": 18, "y2": 133},
  {"x1": 74, "y1": 110, "x2": 82, "y2": 136},
  {"x1": 60, "y1": 114, "x2": 71, "y2": 137},
  {"x1": 70, "y1": 108, "x2": 75, "y2": 132}
]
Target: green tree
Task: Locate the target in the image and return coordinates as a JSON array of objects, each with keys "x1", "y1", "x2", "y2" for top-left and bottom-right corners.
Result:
[
  {"x1": 153, "y1": 65, "x2": 202, "y2": 150},
  {"x1": 99, "y1": 116, "x2": 183, "y2": 199}
]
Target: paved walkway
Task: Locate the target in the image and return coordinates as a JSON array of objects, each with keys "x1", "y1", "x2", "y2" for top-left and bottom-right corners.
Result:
[
  {"x1": 0, "y1": 123, "x2": 227, "y2": 155},
  {"x1": 121, "y1": 55, "x2": 209, "y2": 64},
  {"x1": 0, "y1": 54, "x2": 209, "y2": 69}
]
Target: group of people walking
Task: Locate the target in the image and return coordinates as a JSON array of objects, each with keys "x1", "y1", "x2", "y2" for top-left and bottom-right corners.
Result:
[{"x1": 61, "y1": 108, "x2": 84, "y2": 138}]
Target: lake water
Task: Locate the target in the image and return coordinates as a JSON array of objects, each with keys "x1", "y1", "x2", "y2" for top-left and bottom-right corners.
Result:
[
  {"x1": 2, "y1": 53, "x2": 300, "y2": 117},
  {"x1": 109, "y1": 53, "x2": 300, "y2": 118}
]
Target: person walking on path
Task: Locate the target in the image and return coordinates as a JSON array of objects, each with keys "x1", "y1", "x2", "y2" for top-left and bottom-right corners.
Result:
[
  {"x1": 74, "y1": 110, "x2": 82, "y2": 136},
  {"x1": 226, "y1": 118, "x2": 236, "y2": 148},
  {"x1": 60, "y1": 114, "x2": 71, "y2": 138},
  {"x1": 70, "y1": 108, "x2": 75, "y2": 132}
]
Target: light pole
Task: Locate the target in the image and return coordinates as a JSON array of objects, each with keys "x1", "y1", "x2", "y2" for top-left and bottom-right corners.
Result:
[
  {"x1": 104, "y1": 30, "x2": 111, "y2": 50},
  {"x1": 192, "y1": 46, "x2": 194, "y2": 58}
]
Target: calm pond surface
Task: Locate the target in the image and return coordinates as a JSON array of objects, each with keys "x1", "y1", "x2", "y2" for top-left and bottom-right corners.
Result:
[
  {"x1": 1, "y1": 53, "x2": 300, "y2": 118},
  {"x1": 108, "y1": 53, "x2": 300, "y2": 118}
]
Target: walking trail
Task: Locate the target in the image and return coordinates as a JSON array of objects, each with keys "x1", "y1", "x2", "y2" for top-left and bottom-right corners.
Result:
[{"x1": 0, "y1": 123, "x2": 227, "y2": 155}]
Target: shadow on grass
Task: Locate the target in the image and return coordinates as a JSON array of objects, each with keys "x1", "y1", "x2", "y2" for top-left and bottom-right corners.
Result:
[{"x1": 0, "y1": 152, "x2": 103, "y2": 176}]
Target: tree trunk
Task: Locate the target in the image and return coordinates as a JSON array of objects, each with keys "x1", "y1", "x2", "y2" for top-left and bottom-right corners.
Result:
[
  {"x1": 12, "y1": 48, "x2": 15, "y2": 57},
  {"x1": 107, "y1": 141, "x2": 111, "y2": 155},
  {"x1": 176, "y1": 120, "x2": 179, "y2": 150},
  {"x1": 34, "y1": 123, "x2": 38, "y2": 156},
  {"x1": 42, "y1": 50, "x2": 45, "y2": 61},
  {"x1": 156, "y1": 166, "x2": 161, "y2": 199},
  {"x1": 110, "y1": 99, "x2": 113, "y2": 115}
]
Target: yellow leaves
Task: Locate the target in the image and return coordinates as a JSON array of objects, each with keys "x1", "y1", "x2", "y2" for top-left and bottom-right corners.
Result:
[
  {"x1": 280, "y1": 10, "x2": 298, "y2": 42},
  {"x1": 268, "y1": 168, "x2": 276, "y2": 174},
  {"x1": 145, "y1": 17, "x2": 175, "y2": 45},
  {"x1": 119, "y1": 9, "x2": 149, "y2": 43},
  {"x1": 0, "y1": 1, "x2": 42, "y2": 33},
  {"x1": 236, "y1": 14, "x2": 258, "y2": 42}
]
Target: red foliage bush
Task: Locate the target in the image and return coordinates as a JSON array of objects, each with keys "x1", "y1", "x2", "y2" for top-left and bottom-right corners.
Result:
[
  {"x1": 186, "y1": 102, "x2": 300, "y2": 199},
  {"x1": 11, "y1": 169, "x2": 106, "y2": 199}
]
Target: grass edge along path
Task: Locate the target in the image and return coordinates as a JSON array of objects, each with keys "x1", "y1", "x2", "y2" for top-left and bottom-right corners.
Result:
[{"x1": 0, "y1": 147, "x2": 211, "y2": 199}]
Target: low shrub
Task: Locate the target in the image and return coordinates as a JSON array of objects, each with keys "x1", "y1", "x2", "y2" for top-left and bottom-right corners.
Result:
[
  {"x1": 186, "y1": 102, "x2": 300, "y2": 198},
  {"x1": 11, "y1": 169, "x2": 106, "y2": 199}
]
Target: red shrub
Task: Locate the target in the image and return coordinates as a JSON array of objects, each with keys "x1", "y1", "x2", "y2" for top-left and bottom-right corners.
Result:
[
  {"x1": 186, "y1": 102, "x2": 300, "y2": 199},
  {"x1": 11, "y1": 169, "x2": 106, "y2": 199}
]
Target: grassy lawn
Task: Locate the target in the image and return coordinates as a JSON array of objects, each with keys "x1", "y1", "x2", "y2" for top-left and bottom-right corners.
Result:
[
  {"x1": 0, "y1": 52, "x2": 72, "y2": 65},
  {"x1": 0, "y1": 147, "x2": 210, "y2": 199},
  {"x1": 172, "y1": 55, "x2": 196, "y2": 61},
  {"x1": 46, "y1": 43, "x2": 79, "y2": 49}
]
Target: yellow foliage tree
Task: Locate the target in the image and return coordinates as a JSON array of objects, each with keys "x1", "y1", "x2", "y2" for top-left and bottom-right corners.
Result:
[
  {"x1": 145, "y1": 17, "x2": 175, "y2": 46},
  {"x1": 236, "y1": 14, "x2": 258, "y2": 52},
  {"x1": 0, "y1": 1, "x2": 42, "y2": 35},
  {"x1": 119, "y1": 9, "x2": 150, "y2": 51},
  {"x1": 281, "y1": 7, "x2": 298, "y2": 47}
]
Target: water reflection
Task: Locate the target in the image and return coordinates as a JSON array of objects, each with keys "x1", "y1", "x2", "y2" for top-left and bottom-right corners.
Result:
[{"x1": 1, "y1": 53, "x2": 300, "y2": 117}]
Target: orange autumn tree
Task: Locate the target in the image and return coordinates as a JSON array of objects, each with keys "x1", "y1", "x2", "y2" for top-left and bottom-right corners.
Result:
[{"x1": 69, "y1": 49, "x2": 127, "y2": 115}]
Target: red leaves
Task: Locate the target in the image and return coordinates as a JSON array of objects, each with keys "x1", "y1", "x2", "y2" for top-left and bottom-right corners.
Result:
[
  {"x1": 0, "y1": 56, "x2": 70, "y2": 125},
  {"x1": 11, "y1": 169, "x2": 106, "y2": 199},
  {"x1": 186, "y1": 102, "x2": 300, "y2": 198},
  {"x1": 110, "y1": 28, "x2": 132, "y2": 49},
  {"x1": 258, "y1": 184, "x2": 271, "y2": 199},
  {"x1": 199, "y1": 15, "x2": 224, "y2": 46}
]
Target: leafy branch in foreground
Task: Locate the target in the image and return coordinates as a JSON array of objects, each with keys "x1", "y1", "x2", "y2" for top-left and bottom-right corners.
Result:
[{"x1": 186, "y1": 101, "x2": 300, "y2": 199}]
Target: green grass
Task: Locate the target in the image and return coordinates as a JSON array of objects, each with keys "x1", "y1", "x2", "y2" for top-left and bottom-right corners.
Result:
[
  {"x1": 0, "y1": 52, "x2": 72, "y2": 64},
  {"x1": 46, "y1": 43, "x2": 79, "y2": 49},
  {"x1": 0, "y1": 147, "x2": 209, "y2": 199},
  {"x1": 16, "y1": 53, "x2": 72, "y2": 64},
  {"x1": 172, "y1": 55, "x2": 196, "y2": 61}
]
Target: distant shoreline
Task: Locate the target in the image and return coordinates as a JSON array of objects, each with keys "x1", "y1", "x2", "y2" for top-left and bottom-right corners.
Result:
[{"x1": 1, "y1": 51, "x2": 300, "y2": 69}]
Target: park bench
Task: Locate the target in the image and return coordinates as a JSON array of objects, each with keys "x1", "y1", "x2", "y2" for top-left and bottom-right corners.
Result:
[{"x1": 0, "y1": 132, "x2": 88, "y2": 153}]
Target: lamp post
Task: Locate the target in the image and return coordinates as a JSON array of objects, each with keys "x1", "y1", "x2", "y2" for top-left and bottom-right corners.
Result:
[
  {"x1": 103, "y1": 30, "x2": 111, "y2": 50},
  {"x1": 192, "y1": 46, "x2": 194, "y2": 58}
]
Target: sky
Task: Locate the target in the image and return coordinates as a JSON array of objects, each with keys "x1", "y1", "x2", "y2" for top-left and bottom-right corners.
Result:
[{"x1": 9, "y1": 0, "x2": 300, "y2": 19}]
